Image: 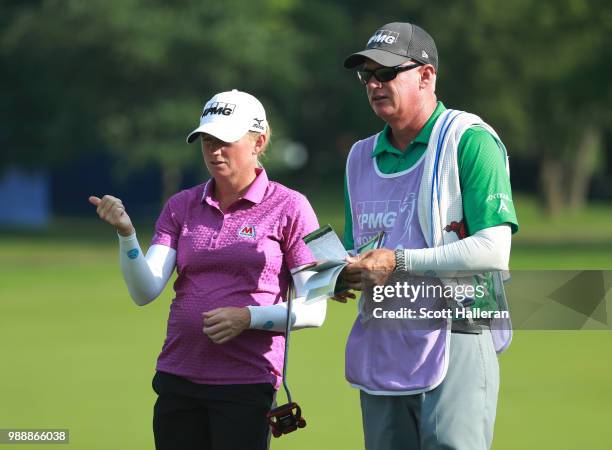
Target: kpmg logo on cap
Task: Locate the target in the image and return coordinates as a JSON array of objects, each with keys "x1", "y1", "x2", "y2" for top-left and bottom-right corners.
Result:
[
  {"x1": 367, "y1": 30, "x2": 399, "y2": 47},
  {"x1": 202, "y1": 102, "x2": 236, "y2": 118}
]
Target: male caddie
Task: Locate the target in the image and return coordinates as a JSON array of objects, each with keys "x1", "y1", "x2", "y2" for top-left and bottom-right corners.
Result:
[{"x1": 338, "y1": 22, "x2": 519, "y2": 449}]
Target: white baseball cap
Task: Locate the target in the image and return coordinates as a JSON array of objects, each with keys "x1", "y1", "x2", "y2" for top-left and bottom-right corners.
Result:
[{"x1": 186, "y1": 89, "x2": 267, "y2": 144}]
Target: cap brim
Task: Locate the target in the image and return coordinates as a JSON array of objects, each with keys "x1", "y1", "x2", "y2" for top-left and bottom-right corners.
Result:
[
  {"x1": 344, "y1": 49, "x2": 411, "y2": 69},
  {"x1": 186, "y1": 123, "x2": 247, "y2": 144}
]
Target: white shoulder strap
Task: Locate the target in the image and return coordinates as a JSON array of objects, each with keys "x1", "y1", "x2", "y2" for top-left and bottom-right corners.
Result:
[{"x1": 418, "y1": 109, "x2": 463, "y2": 248}]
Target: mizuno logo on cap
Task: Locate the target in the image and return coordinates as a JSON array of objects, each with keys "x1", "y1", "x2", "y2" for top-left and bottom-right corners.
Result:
[
  {"x1": 202, "y1": 102, "x2": 236, "y2": 117},
  {"x1": 251, "y1": 118, "x2": 265, "y2": 131},
  {"x1": 367, "y1": 30, "x2": 399, "y2": 46}
]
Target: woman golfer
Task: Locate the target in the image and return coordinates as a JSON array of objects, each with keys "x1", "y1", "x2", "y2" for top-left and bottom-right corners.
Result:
[{"x1": 89, "y1": 89, "x2": 325, "y2": 450}]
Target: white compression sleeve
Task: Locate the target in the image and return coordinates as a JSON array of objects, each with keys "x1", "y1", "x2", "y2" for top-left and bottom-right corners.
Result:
[
  {"x1": 118, "y1": 233, "x2": 176, "y2": 306},
  {"x1": 405, "y1": 224, "x2": 511, "y2": 272},
  {"x1": 247, "y1": 267, "x2": 327, "y2": 332}
]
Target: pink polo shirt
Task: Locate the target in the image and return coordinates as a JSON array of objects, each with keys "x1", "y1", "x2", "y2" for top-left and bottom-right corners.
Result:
[{"x1": 151, "y1": 169, "x2": 318, "y2": 388}]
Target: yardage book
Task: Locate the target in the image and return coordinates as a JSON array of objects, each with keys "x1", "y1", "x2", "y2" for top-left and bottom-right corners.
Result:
[{"x1": 299, "y1": 225, "x2": 384, "y2": 304}]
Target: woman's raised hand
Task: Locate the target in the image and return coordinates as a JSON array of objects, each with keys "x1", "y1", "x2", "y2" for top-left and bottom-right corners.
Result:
[{"x1": 88, "y1": 195, "x2": 135, "y2": 236}]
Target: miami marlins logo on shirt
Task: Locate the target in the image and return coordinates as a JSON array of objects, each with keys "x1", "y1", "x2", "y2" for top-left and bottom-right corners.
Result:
[{"x1": 238, "y1": 224, "x2": 256, "y2": 239}]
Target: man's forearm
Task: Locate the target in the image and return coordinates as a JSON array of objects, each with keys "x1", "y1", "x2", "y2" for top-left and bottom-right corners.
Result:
[{"x1": 403, "y1": 225, "x2": 511, "y2": 272}]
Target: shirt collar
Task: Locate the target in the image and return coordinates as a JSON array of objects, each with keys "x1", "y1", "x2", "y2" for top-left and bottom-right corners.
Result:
[
  {"x1": 201, "y1": 168, "x2": 269, "y2": 207},
  {"x1": 201, "y1": 179, "x2": 217, "y2": 208},
  {"x1": 372, "y1": 101, "x2": 447, "y2": 157},
  {"x1": 242, "y1": 168, "x2": 268, "y2": 204}
]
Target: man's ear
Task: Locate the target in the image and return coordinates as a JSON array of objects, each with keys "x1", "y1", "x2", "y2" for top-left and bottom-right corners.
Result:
[{"x1": 420, "y1": 65, "x2": 436, "y2": 89}]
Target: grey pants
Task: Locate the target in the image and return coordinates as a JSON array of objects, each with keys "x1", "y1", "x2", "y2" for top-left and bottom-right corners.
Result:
[{"x1": 360, "y1": 329, "x2": 500, "y2": 450}]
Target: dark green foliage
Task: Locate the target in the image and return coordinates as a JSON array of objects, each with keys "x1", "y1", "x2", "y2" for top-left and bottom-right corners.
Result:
[{"x1": 1, "y1": 0, "x2": 610, "y2": 208}]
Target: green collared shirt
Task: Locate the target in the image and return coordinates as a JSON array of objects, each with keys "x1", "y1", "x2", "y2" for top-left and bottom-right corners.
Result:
[{"x1": 343, "y1": 102, "x2": 518, "y2": 249}]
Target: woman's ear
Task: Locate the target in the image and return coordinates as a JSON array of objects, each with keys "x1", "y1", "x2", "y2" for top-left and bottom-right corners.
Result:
[{"x1": 253, "y1": 133, "x2": 267, "y2": 156}]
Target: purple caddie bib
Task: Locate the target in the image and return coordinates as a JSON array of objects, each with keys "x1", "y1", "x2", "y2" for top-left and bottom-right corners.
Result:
[{"x1": 345, "y1": 135, "x2": 450, "y2": 395}]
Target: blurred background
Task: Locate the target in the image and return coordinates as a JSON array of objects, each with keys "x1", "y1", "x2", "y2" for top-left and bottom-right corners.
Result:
[{"x1": 1, "y1": 1, "x2": 611, "y2": 449}]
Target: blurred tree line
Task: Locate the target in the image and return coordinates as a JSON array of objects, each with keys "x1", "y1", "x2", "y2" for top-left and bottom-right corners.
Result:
[{"x1": 1, "y1": 0, "x2": 610, "y2": 215}]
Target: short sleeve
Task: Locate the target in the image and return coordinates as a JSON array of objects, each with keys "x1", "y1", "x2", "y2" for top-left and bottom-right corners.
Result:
[
  {"x1": 151, "y1": 192, "x2": 186, "y2": 249},
  {"x1": 458, "y1": 127, "x2": 519, "y2": 235},
  {"x1": 281, "y1": 192, "x2": 320, "y2": 270}
]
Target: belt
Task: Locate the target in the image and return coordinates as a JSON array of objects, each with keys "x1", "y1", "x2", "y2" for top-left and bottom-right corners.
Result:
[{"x1": 451, "y1": 318, "x2": 491, "y2": 335}]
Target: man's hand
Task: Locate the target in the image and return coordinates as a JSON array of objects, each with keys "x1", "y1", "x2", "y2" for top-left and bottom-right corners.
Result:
[
  {"x1": 330, "y1": 290, "x2": 357, "y2": 304},
  {"x1": 202, "y1": 307, "x2": 251, "y2": 344},
  {"x1": 340, "y1": 249, "x2": 396, "y2": 291},
  {"x1": 88, "y1": 195, "x2": 135, "y2": 236}
]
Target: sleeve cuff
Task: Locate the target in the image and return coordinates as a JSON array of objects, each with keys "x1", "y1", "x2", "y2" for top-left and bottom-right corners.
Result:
[
  {"x1": 117, "y1": 231, "x2": 137, "y2": 242},
  {"x1": 247, "y1": 305, "x2": 262, "y2": 329}
]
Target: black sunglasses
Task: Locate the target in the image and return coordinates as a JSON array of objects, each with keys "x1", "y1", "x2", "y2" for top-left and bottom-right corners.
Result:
[{"x1": 356, "y1": 63, "x2": 423, "y2": 85}]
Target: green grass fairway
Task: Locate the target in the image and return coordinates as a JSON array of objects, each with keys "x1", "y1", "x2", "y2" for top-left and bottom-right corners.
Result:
[{"x1": 1, "y1": 196, "x2": 611, "y2": 449}]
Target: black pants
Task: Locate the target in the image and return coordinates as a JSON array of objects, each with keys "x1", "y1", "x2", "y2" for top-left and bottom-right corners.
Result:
[{"x1": 152, "y1": 371, "x2": 275, "y2": 450}]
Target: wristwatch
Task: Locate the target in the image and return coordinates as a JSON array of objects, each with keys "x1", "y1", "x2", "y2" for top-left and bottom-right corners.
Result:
[{"x1": 394, "y1": 249, "x2": 406, "y2": 272}]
